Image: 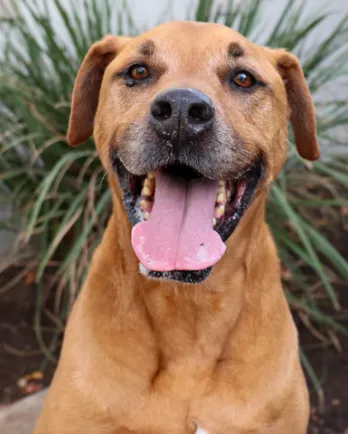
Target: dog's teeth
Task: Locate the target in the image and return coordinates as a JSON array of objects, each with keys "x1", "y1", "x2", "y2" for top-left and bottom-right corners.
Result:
[
  {"x1": 141, "y1": 177, "x2": 155, "y2": 198},
  {"x1": 144, "y1": 177, "x2": 155, "y2": 190},
  {"x1": 212, "y1": 218, "x2": 217, "y2": 227},
  {"x1": 217, "y1": 191, "x2": 226, "y2": 204},
  {"x1": 144, "y1": 178, "x2": 155, "y2": 188},
  {"x1": 140, "y1": 199, "x2": 146, "y2": 210},
  {"x1": 142, "y1": 185, "x2": 152, "y2": 196},
  {"x1": 215, "y1": 204, "x2": 225, "y2": 218},
  {"x1": 140, "y1": 199, "x2": 151, "y2": 211},
  {"x1": 216, "y1": 180, "x2": 227, "y2": 206},
  {"x1": 140, "y1": 174, "x2": 156, "y2": 216}
]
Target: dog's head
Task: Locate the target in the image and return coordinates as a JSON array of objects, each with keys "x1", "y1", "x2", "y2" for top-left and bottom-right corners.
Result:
[{"x1": 68, "y1": 21, "x2": 319, "y2": 284}]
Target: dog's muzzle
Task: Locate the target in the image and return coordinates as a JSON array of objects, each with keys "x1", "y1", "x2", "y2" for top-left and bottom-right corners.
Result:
[{"x1": 111, "y1": 88, "x2": 265, "y2": 283}]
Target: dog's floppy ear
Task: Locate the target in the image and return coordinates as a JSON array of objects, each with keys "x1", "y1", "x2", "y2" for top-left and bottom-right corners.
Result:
[
  {"x1": 273, "y1": 49, "x2": 320, "y2": 161},
  {"x1": 68, "y1": 35, "x2": 130, "y2": 146}
]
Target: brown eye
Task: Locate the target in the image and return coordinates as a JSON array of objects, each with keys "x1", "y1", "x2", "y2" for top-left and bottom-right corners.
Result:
[
  {"x1": 129, "y1": 65, "x2": 150, "y2": 81},
  {"x1": 232, "y1": 71, "x2": 255, "y2": 88}
]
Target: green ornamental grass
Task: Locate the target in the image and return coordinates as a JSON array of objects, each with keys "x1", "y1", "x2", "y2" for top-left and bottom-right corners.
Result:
[{"x1": 1, "y1": 0, "x2": 348, "y2": 405}]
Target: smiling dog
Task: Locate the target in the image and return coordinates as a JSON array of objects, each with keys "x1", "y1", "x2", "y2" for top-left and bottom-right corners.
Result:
[{"x1": 35, "y1": 21, "x2": 319, "y2": 434}]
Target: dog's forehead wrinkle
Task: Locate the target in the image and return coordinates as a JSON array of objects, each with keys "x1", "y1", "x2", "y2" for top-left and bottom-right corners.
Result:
[
  {"x1": 137, "y1": 39, "x2": 155, "y2": 57},
  {"x1": 228, "y1": 41, "x2": 244, "y2": 58}
]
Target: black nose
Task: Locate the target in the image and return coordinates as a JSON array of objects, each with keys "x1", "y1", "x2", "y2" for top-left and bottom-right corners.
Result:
[{"x1": 149, "y1": 88, "x2": 215, "y2": 143}]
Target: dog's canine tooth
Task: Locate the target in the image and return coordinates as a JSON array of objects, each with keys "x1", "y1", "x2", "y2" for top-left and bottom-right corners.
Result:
[
  {"x1": 218, "y1": 180, "x2": 225, "y2": 187},
  {"x1": 144, "y1": 212, "x2": 150, "y2": 221},
  {"x1": 212, "y1": 218, "x2": 217, "y2": 227}
]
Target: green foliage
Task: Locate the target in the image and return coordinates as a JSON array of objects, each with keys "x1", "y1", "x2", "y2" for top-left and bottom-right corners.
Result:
[{"x1": 1, "y1": 0, "x2": 348, "y2": 399}]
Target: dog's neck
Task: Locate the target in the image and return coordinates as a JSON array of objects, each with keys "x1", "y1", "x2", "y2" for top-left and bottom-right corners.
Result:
[{"x1": 88, "y1": 178, "x2": 284, "y2": 368}]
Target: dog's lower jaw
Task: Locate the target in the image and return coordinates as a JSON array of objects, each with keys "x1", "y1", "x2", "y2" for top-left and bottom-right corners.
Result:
[{"x1": 139, "y1": 264, "x2": 213, "y2": 284}]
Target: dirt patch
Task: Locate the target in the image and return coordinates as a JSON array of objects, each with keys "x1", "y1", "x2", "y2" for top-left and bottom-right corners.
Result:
[
  {"x1": 0, "y1": 269, "x2": 56, "y2": 405},
  {"x1": 302, "y1": 278, "x2": 348, "y2": 434}
]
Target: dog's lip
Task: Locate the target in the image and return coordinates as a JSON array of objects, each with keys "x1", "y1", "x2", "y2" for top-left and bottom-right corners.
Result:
[{"x1": 116, "y1": 157, "x2": 250, "y2": 183}]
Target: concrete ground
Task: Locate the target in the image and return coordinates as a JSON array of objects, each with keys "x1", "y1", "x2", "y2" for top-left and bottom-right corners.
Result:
[{"x1": 0, "y1": 390, "x2": 47, "y2": 434}]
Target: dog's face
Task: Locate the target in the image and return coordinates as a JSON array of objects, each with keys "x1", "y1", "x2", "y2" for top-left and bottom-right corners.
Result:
[{"x1": 68, "y1": 21, "x2": 319, "y2": 284}]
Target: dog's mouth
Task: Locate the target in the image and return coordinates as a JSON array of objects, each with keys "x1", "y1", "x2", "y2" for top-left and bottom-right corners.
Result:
[{"x1": 114, "y1": 157, "x2": 264, "y2": 283}]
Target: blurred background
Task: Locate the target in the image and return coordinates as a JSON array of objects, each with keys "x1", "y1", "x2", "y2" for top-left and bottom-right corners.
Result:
[{"x1": 0, "y1": 1, "x2": 348, "y2": 433}]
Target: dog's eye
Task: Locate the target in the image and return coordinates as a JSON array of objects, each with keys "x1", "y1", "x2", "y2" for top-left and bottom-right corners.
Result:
[
  {"x1": 129, "y1": 65, "x2": 150, "y2": 81},
  {"x1": 232, "y1": 71, "x2": 255, "y2": 89}
]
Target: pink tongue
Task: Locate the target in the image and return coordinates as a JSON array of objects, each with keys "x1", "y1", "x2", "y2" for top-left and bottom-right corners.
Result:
[{"x1": 131, "y1": 171, "x2": 226, "y2": 271}]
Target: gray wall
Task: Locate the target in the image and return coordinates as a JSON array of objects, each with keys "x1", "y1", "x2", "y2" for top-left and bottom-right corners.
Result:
[
  {"x1": 128, "y1": 0, "x2": 348, "y2": 30},
  {"x1": 1, "y1": 0, "x2": 348, "y2": 37}
]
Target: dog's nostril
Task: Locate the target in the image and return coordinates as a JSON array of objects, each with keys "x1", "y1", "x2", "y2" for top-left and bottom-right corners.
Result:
[
  {"x1": 188, "y1": 103, "x2": 213, "y2": 124},
  {"x1": 189, "y1": 105, "x2": 202, "y2": 122},
  {"x1": 152, "y1": 101, "x2": 172, "y2": 121}
]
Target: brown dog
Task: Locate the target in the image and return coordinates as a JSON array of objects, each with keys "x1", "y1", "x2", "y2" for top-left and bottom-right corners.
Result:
[{"x1": 35, "y1": 21, "x2": 320, "y2": 434}]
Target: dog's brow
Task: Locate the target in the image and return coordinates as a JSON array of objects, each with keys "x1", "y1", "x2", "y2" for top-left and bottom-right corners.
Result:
[
  {"x1": 138, "y1": 39, "x2": 155, "y2": 57},
  {"x1": 228, "y1": 42, "x2": 244, "y2": 58}
]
